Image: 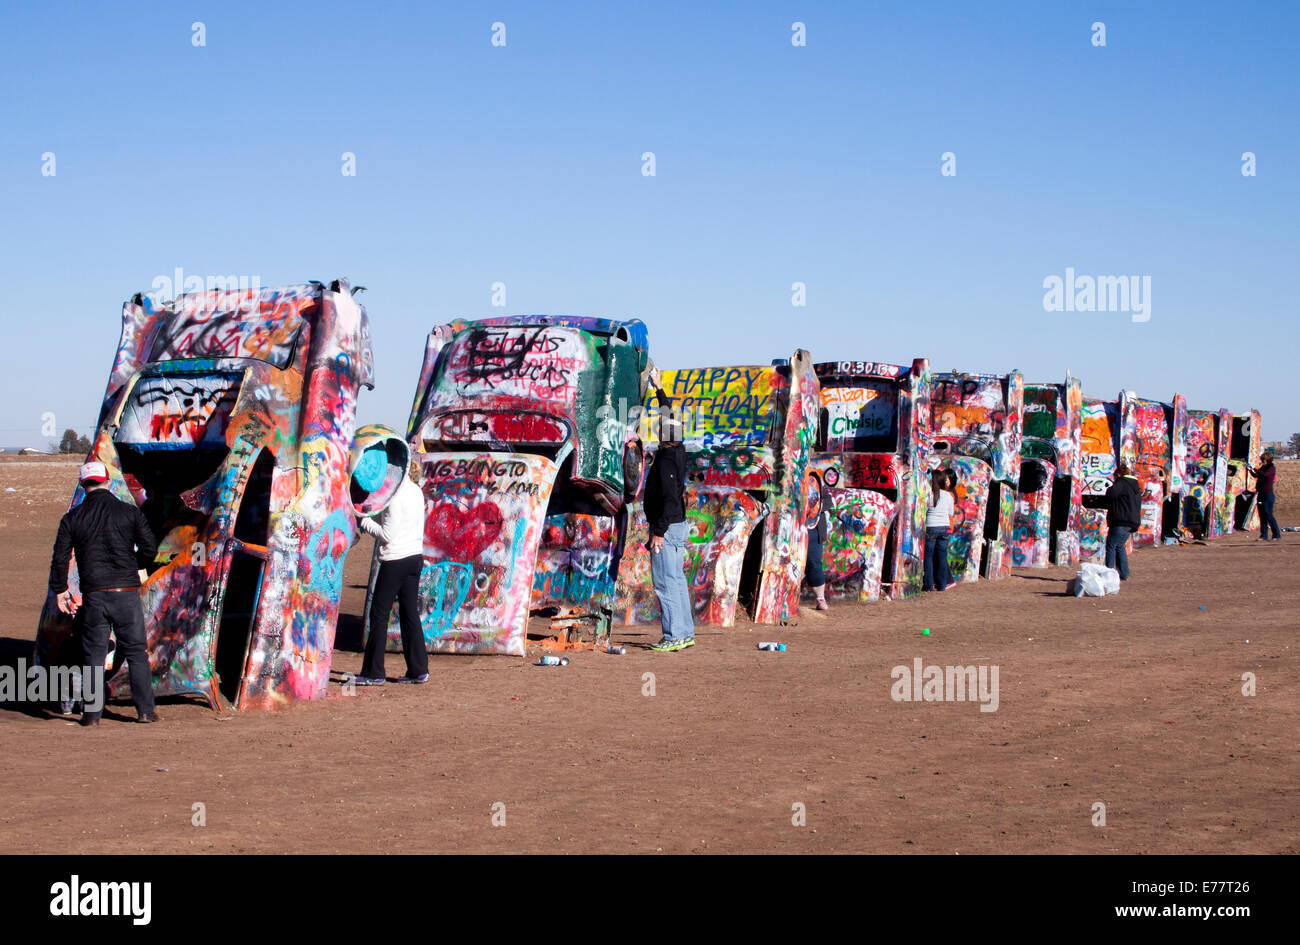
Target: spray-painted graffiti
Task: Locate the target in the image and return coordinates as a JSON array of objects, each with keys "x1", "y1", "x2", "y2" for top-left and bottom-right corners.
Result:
[
  {"x1": 148, "y1": 293, "x2": 306, "y2": 368},
  {"x1": 385, "y1": 453, "x2": 558, "y2": 655},
  {"x1": 532, "y1": 513, "x2": 619, "y2": 613},
  {"x1": 116, "y1": 374, "x2": 241, "y2": 448},
  {"x1": 1227, "y1": 409, "x2": 1262, "y2": 532},
  {"x1": 817, "y1": 487, "x2": 897, "y2": 602},
  {"x1": 1011, "y1": 458, "x2": 1055, "y2": 568},
  {"x1": 1081, "y1": 398, "x2": 1119, "y2": 496},
  {"x1": 929, "y1": 371, "x2": 1022, "y2": 580},
  {"x1": 1126, "y1": 395, "x2": 1174, "y2": 547},
  {"x1": 1078, "y1": 507, "x2": 1108, "y2": 562},
  {"x1": 928, "y1": 455, "x2": 991, "y2": 582},
  {"x1": 37, "y1": 280, "x2": 378, "y2": 711},
  {"x1": 381, "y1": 316, "x2": 649, "y2": 651},
  {"x1": 810, "y1": 359, "x2": 930, "y2": 599},
  {"x1": 616, "y1": 353, "x2": 819, "y2": 627},
  {"x1": 617, "y1": 486, "x2": 767, "y2": 627}
]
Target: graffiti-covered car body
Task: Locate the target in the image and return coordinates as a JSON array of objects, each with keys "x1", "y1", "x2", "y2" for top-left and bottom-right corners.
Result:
[
  {"x1": 1182, "y1": 408, "x2": 1233, "y2": 539},
  {"x1": 1228, "y1": 409, "x2": 1262, "y2": 531},
  {"x1": 927, "y1": 371, "x2": 1023, "y2": 581},
  {"x1": 807, "y1": 358, "x2": 931, "y2": 600},
  {"x1": 615, "y1": 352, "x2": 820, "y2": 626},
  {"x1": 36, "y1": 280, "x2": 383, "y2": 710},
  {"x1": 1078, "y1": 396, "x2": 1125, "y2": 561},
  {"x1": 1015, "y1": 379, "x2": 1084, "y2": 567},
  {"x1": 379, "y1": 315, "x2": 649, "y2": 656},
  {"x1": 1124, "y1": 393, "x2": 1187, "y2": 547}
]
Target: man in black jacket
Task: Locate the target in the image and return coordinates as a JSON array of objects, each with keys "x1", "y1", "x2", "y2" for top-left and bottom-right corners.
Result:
[
  {"x1": 48, "y1": 461, "x2": 160, "y2": 725},
  {"x1": 643, "y1": 393, "x2": 695, "y2": 651},
  {"x1": 1104, "y1": 462, "x2": 1143, "y2": 581}
]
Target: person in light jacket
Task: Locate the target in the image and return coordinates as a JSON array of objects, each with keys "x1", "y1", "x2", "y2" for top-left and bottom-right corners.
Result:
[
  {"x1": 355, "y1": 457, "x2": 429, "y2": 685},
  {"x1": 923, "y1": 468, "x2": 955, "y2": 592}
]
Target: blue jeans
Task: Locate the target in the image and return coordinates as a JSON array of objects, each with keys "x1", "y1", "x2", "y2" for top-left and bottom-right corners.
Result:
[
  {"x1": 651, "y1": 520, "x2": 695, "y2": 641},
  {"x1": 923, "y1": 526, "x2": 951, "y2": 591},
  {"x1": 1258, "y1": 493, "x2": 1280, "y2": 540},
  {"x1": 1105, "y1": 525, "x2": 1132, "y2": 580}
]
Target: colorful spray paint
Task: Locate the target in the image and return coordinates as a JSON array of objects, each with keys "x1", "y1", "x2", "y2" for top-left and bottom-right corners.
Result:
[
  {"x1": 36, "y1": 280, "x2": 384, "y2": 710},
  {"x1": 1017, "y1": 378, "x2": 1084, "y2": 567},
  {"x1": 928, "y1": 371, "x2": 1023, "y2": 580},
  {"x1": 809, "y1": 359, "x2": 930, "y2": 600},
  {"x1": 615, "y1": 352, "x2": 821, "y2": 626},
  {"x1": 1227, "y1": 409, "x2": 1262, "y2": 532},
  {"x1": 376, "y1": 315, "x2": 650, "y2": 654}
]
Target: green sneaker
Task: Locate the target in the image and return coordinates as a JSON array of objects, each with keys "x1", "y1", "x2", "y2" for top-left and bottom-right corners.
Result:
[{"x1": 650, "y1": 637, "x2": 695, "y2": 652}]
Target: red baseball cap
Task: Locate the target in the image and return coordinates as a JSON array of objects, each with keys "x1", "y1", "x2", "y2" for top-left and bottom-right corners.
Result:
[{"x1": 79, "y1": 461, "x2": 109, "y2": 484}]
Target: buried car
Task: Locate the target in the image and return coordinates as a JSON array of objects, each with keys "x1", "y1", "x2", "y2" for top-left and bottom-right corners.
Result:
[
  {"x1": 1014, "y1": 378, "x2": 1084, "y2": 568},
  {"x1": 615, "y1": 352, "x2": 821, "y2": 627},
  {"x1": 1125, "y1": 392, "x2": 1187, "y2": 547},
  {"x1": 807, "y1": 358, "x2": 932, "y2": 601},
  {"x1": 1182, "y1": 407, "x2": 1233, "y2": 539},
  {"x1": 1227, "y1": 409, "x2": 1263, "y2": 532},
  {"x1": 36, "y1": 280, "x2": 398, "y2": 711},
  {"x1": 368, "y1": 315, "x2": 650, "y2": 656},
  {"x1": 927, "y1": 370, "x2": 1024, "y2": 582}
]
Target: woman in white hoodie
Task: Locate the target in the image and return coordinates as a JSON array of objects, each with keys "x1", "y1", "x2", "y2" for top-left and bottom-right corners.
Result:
[{"x1": 355, "y1": 456, "x2": 428, "y2": 685}]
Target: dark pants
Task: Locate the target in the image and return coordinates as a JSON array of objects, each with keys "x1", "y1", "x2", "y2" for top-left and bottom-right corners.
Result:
[
  {"x1": 81, "y1": 589, "x2": 155, "y2": 721},
  {"x1": 1258, "y1": 493, "x2": 1280, "y2": 540},
  {"x1": 805, "y1": 526, "x2": 825, "y2": 588},
  {"x1": 1105, "y1": 525, "x2": 1132, "y2": 580},
  {"x1": 923, "y1": 527, "x2": 951, "y2": 591},
  {"x1": 362, "y1": 555, "x2": 428, "y2": 679}
]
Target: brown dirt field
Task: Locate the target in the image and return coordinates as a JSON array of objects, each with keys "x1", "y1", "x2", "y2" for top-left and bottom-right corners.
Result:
[{"x1": 1, "y1": 459, "x2": 1297, "y2": 854}]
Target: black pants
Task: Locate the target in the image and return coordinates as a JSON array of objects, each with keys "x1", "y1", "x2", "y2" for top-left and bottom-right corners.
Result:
[
  {"x1": 362, "y1": 555, "x2": 428, "y2": 679},
  {"x1": 81, "y1": 589, "x2": 155, "y2": 721}
]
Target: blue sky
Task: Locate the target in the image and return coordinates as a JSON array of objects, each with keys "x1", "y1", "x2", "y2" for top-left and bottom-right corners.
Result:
[{"x1": 1, "y1": 1, "x2": 1296, "y2": 447}]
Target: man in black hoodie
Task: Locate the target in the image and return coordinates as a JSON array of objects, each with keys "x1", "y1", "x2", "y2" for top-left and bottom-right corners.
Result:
[
  {"x1": 48, "y1": 461, "x2": 159, "y2": 725},
  {"x1": 1104, "y1": 462, "x2": 1143, "y2": 580},
  {"x1": 643, "y1": 393, "x2": 695, "y2": 651}
]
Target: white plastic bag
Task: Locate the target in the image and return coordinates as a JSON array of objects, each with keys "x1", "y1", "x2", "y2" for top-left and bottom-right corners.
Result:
[{"x1": 1072, "y1": 562, "x2": 1120, "y2": 597}]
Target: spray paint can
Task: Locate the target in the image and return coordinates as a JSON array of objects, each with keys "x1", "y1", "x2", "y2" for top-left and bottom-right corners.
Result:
[
  {"x1": 606, "y1": 645, "x2": 625, "y2": 655},
  {"x1": 757, "y1": 642, "x2": 787, "y2": 652},
  {"x1": 537, "y1": 655, "x2": 570, "y2": 666}
]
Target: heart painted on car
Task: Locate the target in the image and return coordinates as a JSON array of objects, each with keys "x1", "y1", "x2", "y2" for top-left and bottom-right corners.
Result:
[{"x1": 428, "y1": 502, "x2": 504, "y2": 561}]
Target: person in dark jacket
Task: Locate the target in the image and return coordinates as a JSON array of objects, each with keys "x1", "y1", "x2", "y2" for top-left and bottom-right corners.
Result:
[
  {"x1": 48, "y1": 461, "x2": 159, "y2": 725},
  {"x1": 1251, "y1": 451, "x2": 1280, "y2": 541},
  {"x1": 1104, "y1": 462, "x2": 1143, "y2": 580},
  {"x1": 643, "y1": 394, "x2": 694, "y2": 651},
  {"x1": 804, "y1": 473, "x2": 830, "y2": 611}
]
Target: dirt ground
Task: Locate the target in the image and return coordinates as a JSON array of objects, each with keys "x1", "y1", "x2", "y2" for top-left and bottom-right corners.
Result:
[{"x1": 1, "y1": 458, "x2": 1296, "y2": 853}]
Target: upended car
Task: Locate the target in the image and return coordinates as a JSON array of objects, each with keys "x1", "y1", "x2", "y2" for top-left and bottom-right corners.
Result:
[
  {"x1": 36, "y1": 279, "x2": 403, "y2": 711},
  {"x1": 367, "y1": 315, "x2": 651, "y2": 656}
]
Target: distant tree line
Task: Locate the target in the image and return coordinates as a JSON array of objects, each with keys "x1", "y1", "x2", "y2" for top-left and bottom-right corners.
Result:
[{"x1": 54, "y1": 429, "x2": 92, "y2": 455}]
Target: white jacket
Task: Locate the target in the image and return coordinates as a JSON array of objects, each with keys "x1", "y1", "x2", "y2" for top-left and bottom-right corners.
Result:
[{"x1": 358, "y1": 476, "x2": 425, "y2": 561}]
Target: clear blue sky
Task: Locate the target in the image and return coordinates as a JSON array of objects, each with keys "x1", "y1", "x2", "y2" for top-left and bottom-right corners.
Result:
[{"x1": 2, "y1": 1, "x2": 1296, "y2": 448}]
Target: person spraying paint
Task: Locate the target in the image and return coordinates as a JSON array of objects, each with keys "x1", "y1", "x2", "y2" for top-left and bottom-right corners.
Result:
[
  {"x1": 804, "y1": 472, "x2": 830, "y2": 611},
  {"x1": 1251, "y1": 450, "x2": 1280, "y2": 541},
  {"x1": 922, "y1": 468, "x2": 955, "y2": 592},
  {"x1": 47, "y1": 461, "x2": 159, "y2": 726},
  {"x1": 1104, "y1": 462, "x2": 1142, "y2": 580},
  {"x1": 354, "y1": 454, "x2": 429, "y2": 684},
  {"x1": 645, "y1": 389, "x2": 695, "y2": 652}
]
